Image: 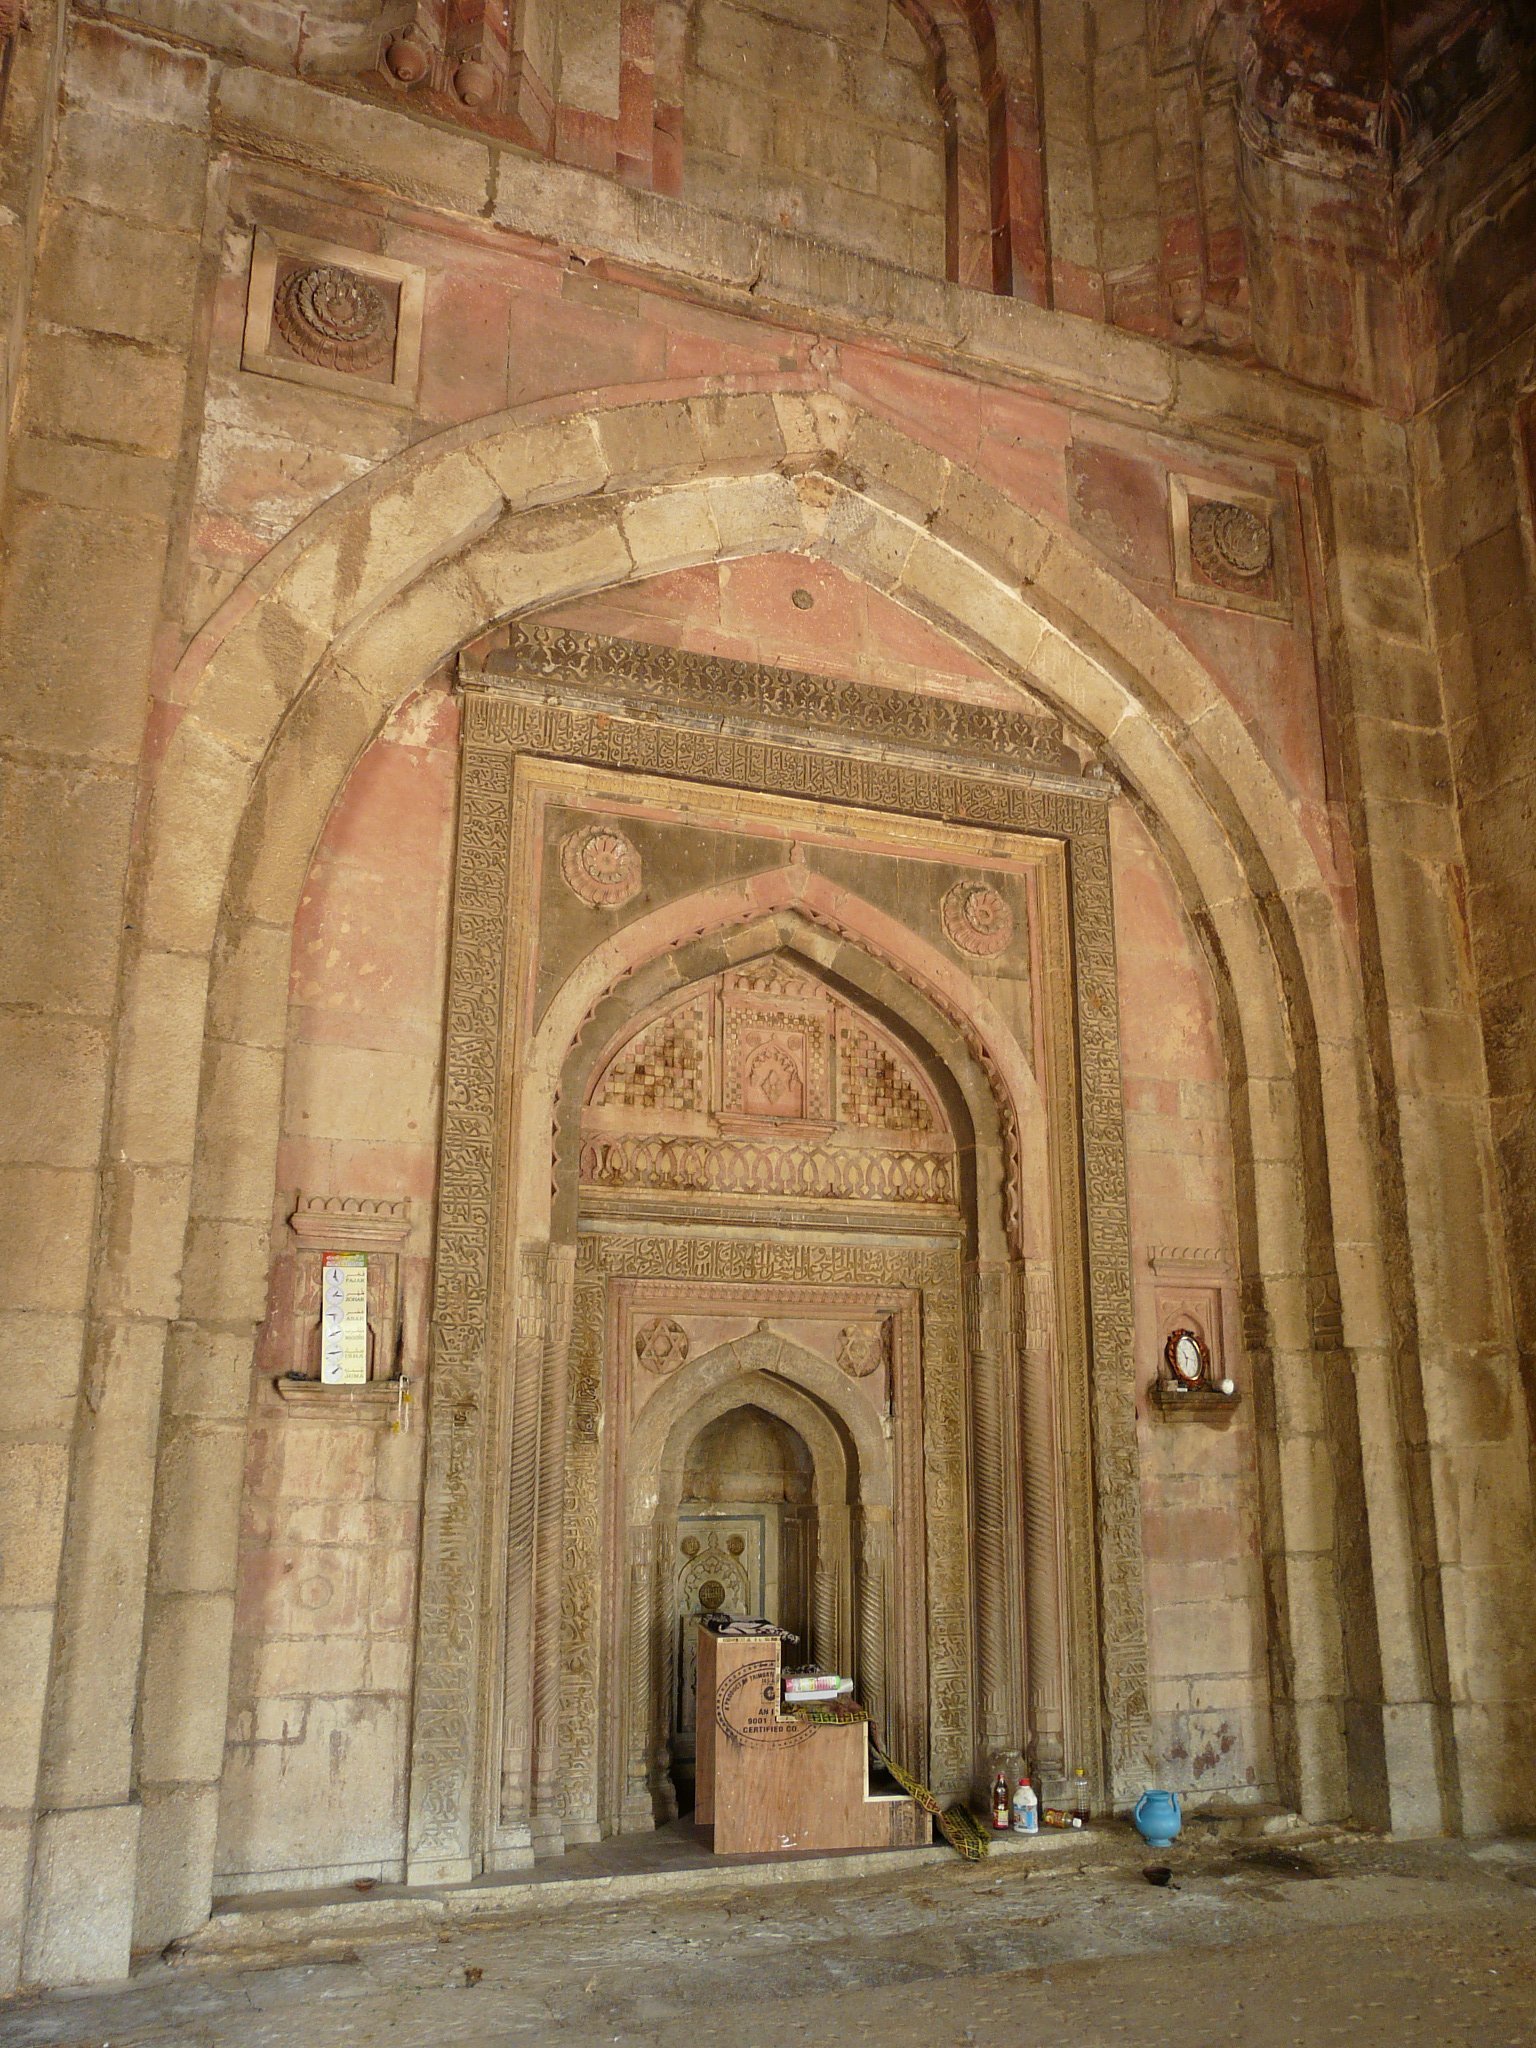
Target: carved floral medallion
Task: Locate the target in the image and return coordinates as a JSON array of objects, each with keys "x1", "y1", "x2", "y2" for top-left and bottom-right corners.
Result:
[
  {"x1": 941, "y1": 880, "x2": 1014, "y2": 958},
  {"x1": 1188, "y1": 499, "x2": 1273, "y2": 583},
  {"x1": 274, "y1": 263, "x2": 394, "y2": 374},
  {"x1": 561, "y1": 822, "x2": 643, "y2": 908}
]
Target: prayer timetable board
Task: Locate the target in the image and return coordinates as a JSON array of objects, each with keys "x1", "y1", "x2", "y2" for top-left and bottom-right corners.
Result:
[{"x1": 320, "y1": 1252, "x2": 369, "y2": 1384}]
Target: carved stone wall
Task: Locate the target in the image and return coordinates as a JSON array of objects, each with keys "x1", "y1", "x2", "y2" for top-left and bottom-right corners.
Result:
[{"x1": 407, "y1": 626, "x2": 1146, "y2": 1879}]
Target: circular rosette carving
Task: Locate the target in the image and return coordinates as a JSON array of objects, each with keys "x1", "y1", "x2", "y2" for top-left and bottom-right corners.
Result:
[
  {"x1": 561, "y1": 822, "x2": 643, "y2": 909},
  {"x1": 941, "y1": 880, "x2": 1014, "y2": 958},
  {"x1": 634, "y1": 1316, "x2": 689, "y2": 1373},
  {"x1": 1188, "y1": 499, "x2": 1273, "y2": 582},
  {"x1": 836, "y1": 1322, "x2": 889, "y2": 1378},
  {"x1": 274, "y1": 264, "x2": 393, "y2": 374}
]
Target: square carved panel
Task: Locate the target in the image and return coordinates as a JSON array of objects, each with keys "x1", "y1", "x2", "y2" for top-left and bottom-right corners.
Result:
[
  {"x1": 1170, "y1": 474, "x2": 1289, "y2": 619},
  {"x1": 242, "y1": 227, "x2": 425, "y2": 407}
]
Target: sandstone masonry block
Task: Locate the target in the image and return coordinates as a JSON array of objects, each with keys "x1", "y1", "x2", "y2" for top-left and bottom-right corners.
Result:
[
  {"x1": 214, "y1": 71, "x2": 490, "y2": 215},
  {"x1": 138, "y1": 1592, "x2": 237, "y2": 1784},
  {"x1": 53, "y1": 105, "x2": 209, "y2": 229},
  {"x1": 0, "y1": 1015, "x2": 109, "y2": 1170},
  {"x1": 35, "y1": 206, "x2": 200, "y2": 350},
  {"x1": 149, "y1": 1422, "x2": 247, "y2": 1597},
  {"x1": 0, "y1": 500, "x2": 166, "y2": 757},
  {"x1": 0, "y1": 1167, "x2": 97, "y2": 1315},
  {"x1": 22, "y1": 329, "x2": 185, "y2": 460},
  {"x1": 0, "y1": 1313, "x2": 84, "y2": 1436},
  {"x1": 472, "y1": 416, "x2": 608, "y2": 508},
  {"x1": 22, "y1": 1804, "x2": 139, "y2": 1986}
]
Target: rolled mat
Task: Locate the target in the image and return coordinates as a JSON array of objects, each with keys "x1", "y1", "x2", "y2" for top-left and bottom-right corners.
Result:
[{"x1": 869, "y1": 1743, "x2": 990, "y2": 1861}]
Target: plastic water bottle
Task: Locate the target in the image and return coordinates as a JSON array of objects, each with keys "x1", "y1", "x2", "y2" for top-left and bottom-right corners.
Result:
[{"x1": 1011, "y1": 1778, "x2": 1039, "y2": 1835}]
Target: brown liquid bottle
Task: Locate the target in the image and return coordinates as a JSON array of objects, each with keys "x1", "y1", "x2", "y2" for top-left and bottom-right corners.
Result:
[{"x1": 991, "y1": 1771, "x2": 1010, "y2": 1829}]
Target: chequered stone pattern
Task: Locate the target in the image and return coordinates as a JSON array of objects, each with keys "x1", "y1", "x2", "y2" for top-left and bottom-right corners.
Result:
[
  {"x1": 593, "y1": 997, "x2": 706, "y2": 1112},
  {"x1": 838, "y1": 1021, "x2": 931, "y2": 1132}
]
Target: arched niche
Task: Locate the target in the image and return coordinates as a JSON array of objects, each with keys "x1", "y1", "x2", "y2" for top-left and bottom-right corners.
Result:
[
  {"x1": 627, "y1": 1348, "x2": 874, "y2": 1825},
  {"x1": 489, "y1": 860, "x2": 1089, "y2": 1869}
]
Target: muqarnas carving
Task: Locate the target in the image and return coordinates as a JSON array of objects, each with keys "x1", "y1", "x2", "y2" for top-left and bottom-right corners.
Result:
[
  {"x1": 1170, "y1": 475, "x2": 1288, "y2": 619},
  {"x1": 561, "y1": 821, "x2": 643, "y2": 909},
  {"x1": 242, "y1": 229, "x2": 425, "y2": 407},
  {"x1": 941, "y1": 880, "x2": 1015, "y2": 959}
]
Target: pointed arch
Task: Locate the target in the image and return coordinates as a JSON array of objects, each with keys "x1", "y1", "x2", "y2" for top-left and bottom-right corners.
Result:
[{"x1": 113, "y1": 387, "x2": 1423, "y2": 1948}]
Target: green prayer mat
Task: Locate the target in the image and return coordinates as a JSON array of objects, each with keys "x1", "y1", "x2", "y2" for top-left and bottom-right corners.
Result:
[
  {"x1": 869, "y1": 1743, "x2": 990, "y2": 1861},
  {"x1": 784, "y1": 1698, "x2": 871, "y2": 1726}
]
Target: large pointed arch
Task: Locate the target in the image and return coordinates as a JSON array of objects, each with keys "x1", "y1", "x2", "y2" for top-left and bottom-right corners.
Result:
[{"x1": 110, "y1": 387, "x2": 1436, "y2": 1948}]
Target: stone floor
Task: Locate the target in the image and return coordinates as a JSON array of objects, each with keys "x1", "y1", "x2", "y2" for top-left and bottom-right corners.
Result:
[{"x1": 5, "y1": 1832, "x2": 1536, "y2": 2047}]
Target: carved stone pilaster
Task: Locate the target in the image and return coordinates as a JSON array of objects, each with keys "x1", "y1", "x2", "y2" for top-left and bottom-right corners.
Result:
[
  {"x1": 1068, "y1": 813, "x2": 1151, "y2": 1802},
  {"x1": 405, "y1": 741, "x2": 514, "y2": 1886},
  {"x1": 1019, "y1": 1258, "x2": 1066, "y2": 1785},
  {"x1": 919, "y1": 1271, "x2": 975, "y2": 1804},
  {"x1": 622, "y1": 1526, "x2": 658, "y2": 1830},
  {"x1": 530, "y1": 1243, "x2": 576, "y2": 1851},
  {"x1": 857, "y1": 1509, "x2": 891, "y2": 1748},
  {"x1": 497, "y1": 1246, "x2": 547, "y2": 1853},
  {"x1": 557, "y1": 1269, "x2": 606, "y2": 1842},
  {"x1": 965, "y1": 1263, "x2": 1016, "y2": 1760},
  {"x1": 813, "y1": 1555, "x2": 839, "y2": 1675}
]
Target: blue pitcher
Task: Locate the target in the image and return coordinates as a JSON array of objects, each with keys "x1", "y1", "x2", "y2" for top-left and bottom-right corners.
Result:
[{"x1": 1132, "y1": 1788, "x2": 1182, "y2": 1849}]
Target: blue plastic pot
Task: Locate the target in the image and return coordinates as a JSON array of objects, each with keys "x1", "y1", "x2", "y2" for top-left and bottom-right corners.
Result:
[{"x1": 1132, "y1": 1788, "x2": 1182, "y2": 1849}]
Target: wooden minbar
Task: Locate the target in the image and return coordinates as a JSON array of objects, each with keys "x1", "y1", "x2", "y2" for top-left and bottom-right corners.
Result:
[{"x1": 695, "y1": 1628, "x2": 930, "y2": 1856}]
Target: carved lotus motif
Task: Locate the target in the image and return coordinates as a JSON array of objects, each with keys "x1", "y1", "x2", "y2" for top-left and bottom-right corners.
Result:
[
  {"x1": 941, "y1": 880, "x2": 1014, "y2": 958},
  {"x1": 1188, "y1": 499, "x2": 1273, "y2": 583},
  {"x1": 634, "y1": 1316, "x2": 690, "y2": 1373},
  {"x1": 561, "y1": 822, "x2": 643, "y2": 909},
  {"x1": 273, "y1": 263, "x2": 393, "y2": 374}
]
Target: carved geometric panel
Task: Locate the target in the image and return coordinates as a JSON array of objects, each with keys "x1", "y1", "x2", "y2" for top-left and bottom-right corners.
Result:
[{"x1": 721, "y1": 965, "x2": 831, "y2": 1123}]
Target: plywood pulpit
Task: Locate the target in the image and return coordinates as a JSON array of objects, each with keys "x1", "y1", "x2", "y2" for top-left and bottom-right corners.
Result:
[{"x1": 695, "y1": 1628, "x2": 930, "y2": 1855}]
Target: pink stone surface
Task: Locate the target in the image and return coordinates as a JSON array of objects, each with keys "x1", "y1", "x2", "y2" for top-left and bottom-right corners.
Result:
[
  {"x1": 1113, "y1": 801, "x2": 1274, "y2": 1799},
  {"x1": 222, "y1": 682, "x2": 458, "y2": 1888},
  {"x1": 540, "y1": 553, "x2": 1013, "y2": 707},
  {"x1": 169, "y1": 197, "x2": 1352, "y2": 914}
]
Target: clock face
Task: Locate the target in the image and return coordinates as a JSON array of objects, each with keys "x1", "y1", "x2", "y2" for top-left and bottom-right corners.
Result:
[{"x1": 1171, "y1": 1332, "x2": 1205, "y2": 1385}]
